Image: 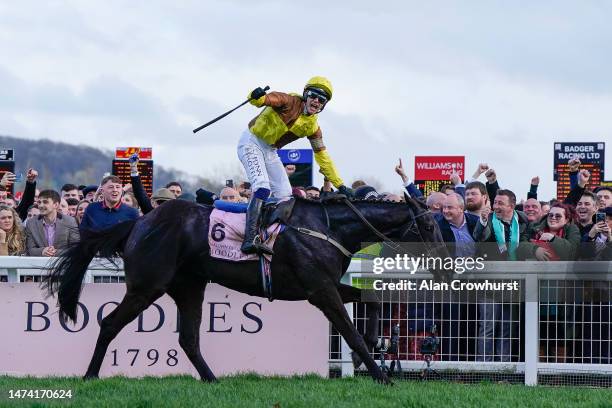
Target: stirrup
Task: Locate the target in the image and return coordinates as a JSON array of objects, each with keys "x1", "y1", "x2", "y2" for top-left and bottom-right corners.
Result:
[{"x1": 252, "y1": 236, "x2": 274, "y2": 255}]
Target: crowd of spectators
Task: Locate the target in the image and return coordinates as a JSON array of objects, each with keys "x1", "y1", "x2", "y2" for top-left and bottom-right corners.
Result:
[{"x1": 0, "y1": 155, "x2": 610, "y2": 261}]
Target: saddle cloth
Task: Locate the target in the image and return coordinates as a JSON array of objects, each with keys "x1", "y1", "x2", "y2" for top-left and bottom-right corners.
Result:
[{"x1": 208, "y1": 208, "x2": 283, "y2": 262}]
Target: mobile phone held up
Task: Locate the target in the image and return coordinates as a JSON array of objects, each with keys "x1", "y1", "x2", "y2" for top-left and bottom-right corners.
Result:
[{"x1": 596, "y1": 212, "x2": 606, "y2": 224}]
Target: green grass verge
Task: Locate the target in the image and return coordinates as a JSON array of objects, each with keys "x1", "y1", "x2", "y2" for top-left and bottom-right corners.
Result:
[{"x1": 0, "y1": 374, "x2": 609, "y2": 408}]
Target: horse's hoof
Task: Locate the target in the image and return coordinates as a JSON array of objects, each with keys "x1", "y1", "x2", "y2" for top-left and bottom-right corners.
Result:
[
  {"x1": 374, "y1": 373, "x2": 393, "y2": 385},
  {"x1": 351, "y1": 351, "x2": 363, "y2": 369}
]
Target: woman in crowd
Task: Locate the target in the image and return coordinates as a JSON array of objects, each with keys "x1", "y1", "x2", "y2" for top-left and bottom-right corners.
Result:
[
  {"x1": 0, "y1": 205, "x2": 26, "y2": 256},
  {"x1": 518, "y1": 203, "x2": 581, "y2": 261},
  {"x1": 75, "y1": 200, "x2": 90, "y2": 225},
  {"x1": 121, "y1": 191, "x2": 139, "y2": 210}
]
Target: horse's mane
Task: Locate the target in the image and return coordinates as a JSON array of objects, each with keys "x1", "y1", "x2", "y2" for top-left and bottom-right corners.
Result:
[
  {"x1": 152, "y1": 199, "x2": 208, "y2": 222},
  {"x1": 293, "y1": 195, "x2": 409, "y2": 206}
]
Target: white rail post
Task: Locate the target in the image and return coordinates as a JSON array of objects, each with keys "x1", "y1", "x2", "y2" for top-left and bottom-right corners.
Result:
[{"x1": 524, "y1": 273, "x2": 539, "y2": 385}]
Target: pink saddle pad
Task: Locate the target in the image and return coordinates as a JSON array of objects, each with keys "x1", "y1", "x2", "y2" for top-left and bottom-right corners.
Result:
[{"x1": 208, "y1": 208, "x2": 282, "y2": 262}]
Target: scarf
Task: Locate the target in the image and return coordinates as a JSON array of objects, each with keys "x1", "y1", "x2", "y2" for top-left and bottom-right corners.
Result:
[{"x1": 491, "y1": 212, "x2": 519, "y2": 260}]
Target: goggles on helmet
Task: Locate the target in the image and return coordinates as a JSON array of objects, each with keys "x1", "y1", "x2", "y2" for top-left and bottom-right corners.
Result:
[{"x1": 304, "y1": 88, "x2": 329, "y2": 104}]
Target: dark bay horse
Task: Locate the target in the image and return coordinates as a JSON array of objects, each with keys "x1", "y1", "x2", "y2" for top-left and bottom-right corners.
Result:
[{"x1": 44, "y1": 196, "x2": 447, "y2": 384}]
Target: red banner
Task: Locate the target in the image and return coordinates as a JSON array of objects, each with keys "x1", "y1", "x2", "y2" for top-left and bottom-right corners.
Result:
[
  {"x1": 414, "y1": 156, "x2": 465, "y2": 180},
  {"x1": 115, "y1": 147, "x2": 153, "y2": 160}
]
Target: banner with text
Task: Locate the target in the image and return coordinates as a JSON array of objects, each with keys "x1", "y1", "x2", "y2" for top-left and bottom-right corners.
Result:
[
  {"x1": 553, "y1": 142, "x2": 605, "y2": 199},
  {"x1": 0, "y1": 284, "x2": 328, "y2": 378},
  {"x1": 414, "y1": 156, "x2": 465, "y2": 196}
]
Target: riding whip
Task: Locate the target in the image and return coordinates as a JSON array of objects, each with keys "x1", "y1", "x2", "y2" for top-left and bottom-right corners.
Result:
[{"x1": 192, "y1": 85, "x2": 270, "y2": 133}]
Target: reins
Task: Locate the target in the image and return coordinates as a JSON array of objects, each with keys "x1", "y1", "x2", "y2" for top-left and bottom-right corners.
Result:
[{"x1": 286, "y1": 196, "x2": 433, "y2": 258}]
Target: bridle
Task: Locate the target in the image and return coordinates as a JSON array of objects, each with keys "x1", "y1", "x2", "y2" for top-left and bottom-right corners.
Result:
[
  {"x1": 287, "y1": 196, "x2": 445, "y2": 259},
  {"x1": 340, "y1": 198, "x2": 444, "y2": 258}
]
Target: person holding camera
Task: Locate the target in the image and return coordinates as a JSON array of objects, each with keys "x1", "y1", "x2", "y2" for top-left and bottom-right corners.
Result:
[
  {"x1": 580, "y1": 207, "x2": 612, "y2": 260},
  {"x1": 238, "y1": 77, "x2": 352, "y2": 255},
  {"x1": 0, "y1": 168, "x2": 39, "y2": 221}
]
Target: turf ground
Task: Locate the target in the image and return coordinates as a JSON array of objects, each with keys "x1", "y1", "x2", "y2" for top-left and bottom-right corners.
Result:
[{"x1": 0, "y1": 374, "x2": 608, "y2": 408}]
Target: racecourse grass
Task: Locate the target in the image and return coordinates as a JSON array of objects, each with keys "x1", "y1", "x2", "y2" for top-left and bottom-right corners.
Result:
[{"x1": 0, "y1": 374, "x2": 609, "y2": 408}]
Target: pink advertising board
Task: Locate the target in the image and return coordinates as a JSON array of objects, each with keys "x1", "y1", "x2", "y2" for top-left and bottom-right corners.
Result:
[{"x1": 0, "y1": 283, "x2": 328, "y2": 378}]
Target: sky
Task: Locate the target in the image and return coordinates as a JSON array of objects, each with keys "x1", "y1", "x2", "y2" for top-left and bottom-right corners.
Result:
[{"x1": 1, "y1": 1, "x2": 611, "y2": 199}]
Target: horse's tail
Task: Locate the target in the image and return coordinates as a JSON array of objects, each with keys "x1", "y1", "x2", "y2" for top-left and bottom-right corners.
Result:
[{"x1": 43, "y1": 220, "x2": 137, "y2": 323}]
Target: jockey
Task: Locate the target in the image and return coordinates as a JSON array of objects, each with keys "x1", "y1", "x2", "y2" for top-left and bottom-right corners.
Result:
[{"x1": 238, "y1": 76, "x2": 352, "y2": 255}]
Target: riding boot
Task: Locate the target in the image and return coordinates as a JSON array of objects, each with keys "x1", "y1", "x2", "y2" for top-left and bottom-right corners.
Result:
[{"x1": 241, "y1": 197, "x2": 274, "y2": 255}]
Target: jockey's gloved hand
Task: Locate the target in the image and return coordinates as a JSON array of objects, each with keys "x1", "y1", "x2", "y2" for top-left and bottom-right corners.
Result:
[
  {"x1": 196, "y1": 188, "x2": 218, "y2": 205},
  {"x1": 129, "y1": 153, "x2": 139, "y2": 165},
  {"x1": 337, "y1": 185, "x2": 354, "y2": 198},
  {"x1": 250, "y1": 87, "x2": 267, "y2": 100}
]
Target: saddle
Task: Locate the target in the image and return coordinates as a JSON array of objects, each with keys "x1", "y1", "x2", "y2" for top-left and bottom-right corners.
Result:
[{"x1": 262, "y1": 198, "x2": 296, "y2": 227}]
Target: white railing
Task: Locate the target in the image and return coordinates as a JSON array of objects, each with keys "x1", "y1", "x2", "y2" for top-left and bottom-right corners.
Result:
[
  {"x1": 0, "y1": 256, "x2": 124, "y2": 283},
  {"x1": 2, "y1": 257, "x2": 611, "y2": 385},
  {"x1": 339, "y1": 260, "x2": 611, "y2": 385}
]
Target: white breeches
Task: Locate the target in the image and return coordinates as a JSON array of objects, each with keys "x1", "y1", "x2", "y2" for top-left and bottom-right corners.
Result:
[{"x1": 237, "y1": 129, "x2": 292, "y2": 198}]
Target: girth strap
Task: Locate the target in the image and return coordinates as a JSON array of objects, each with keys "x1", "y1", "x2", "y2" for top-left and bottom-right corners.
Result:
[{"x1": 287, "y1": 225, "x2": 352, "y2": 257}]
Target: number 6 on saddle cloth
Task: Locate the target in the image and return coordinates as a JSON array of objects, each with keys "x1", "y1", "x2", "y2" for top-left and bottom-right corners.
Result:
[{"x1": 208, "y1": 199, "x2": 295, "y2": 300}]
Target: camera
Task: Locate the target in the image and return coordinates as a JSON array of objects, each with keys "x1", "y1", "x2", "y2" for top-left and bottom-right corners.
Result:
[
  {"x1": 375, "y1": 324, "x2": 402, "y2": 376},
  {"x1": 420, "y1": 324, "x2": 439, "y2": 355},
  {"x1": 225, "y1": 179, "x2": 234, "y2": 188},
  {"x1": 375, "y1": 324, "x2": 400, "y2": 353}
]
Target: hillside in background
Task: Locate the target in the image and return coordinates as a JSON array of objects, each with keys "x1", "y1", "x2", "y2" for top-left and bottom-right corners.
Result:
[{"x1": 0, "y1": 135, "x2": 236, "y2": 194}]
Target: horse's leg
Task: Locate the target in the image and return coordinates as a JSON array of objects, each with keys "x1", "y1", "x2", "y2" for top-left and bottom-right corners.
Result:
[
  {"x1": 84, "y1": 289, "x2": 164, "y2": 379},
  {"x1": 167, "y1": 280, "x2": 217, "y2": 382},
  {"x1": 309, "y1": 288, "x2": 390, "y2": 384},
  {"x1": 338, "y1": 283, "x2": 381, "y2": 369}
]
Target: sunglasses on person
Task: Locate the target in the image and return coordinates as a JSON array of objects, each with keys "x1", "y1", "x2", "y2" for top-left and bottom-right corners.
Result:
[
  {"x1": 305, "y1": 89, "x2": 328, "y2": 104},
  {"x1": 547, "y1": 213, "x2": 564, "y2": 220}
]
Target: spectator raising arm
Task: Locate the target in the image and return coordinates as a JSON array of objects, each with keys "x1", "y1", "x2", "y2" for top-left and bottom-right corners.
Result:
[
  {"x1": 470, "y1": 163, "x2": 489, "y2": 182},
  {"x1": 450, "y1": 170, "x2": 465, "y2": 198},
  {"x1": 15, "y1": 169, "x2": 38, "y2": 221},
  {"x1": 484, "y1": 168, "x2": 500, "y2": 204},
  {"x1": 564, "y1": 169, "x2": 589, "y2": 207},
  {"x1": 527, "y1": 176, "x2": 539, "y2": 200},
  {"x1": 567, "y1": 158, "x2": 580, "y2": 190},
  {"x1": 395, "y1": 158, "x2": 423, "y2": 198},
  {"x1": 128, "y1": 154, "x2": 154, "y2": 214}
]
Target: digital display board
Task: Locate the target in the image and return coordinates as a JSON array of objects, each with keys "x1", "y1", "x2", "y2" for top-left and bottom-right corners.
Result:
[
  {"x1": 555, "y1": 163, "x2": 602, "y2": 200},
  {"x1": 414, "y1": 179, "x2": 453, "y2": 197},
  {"x1": 112, "y1": 160, "x2": 154, "y2": 196}
]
